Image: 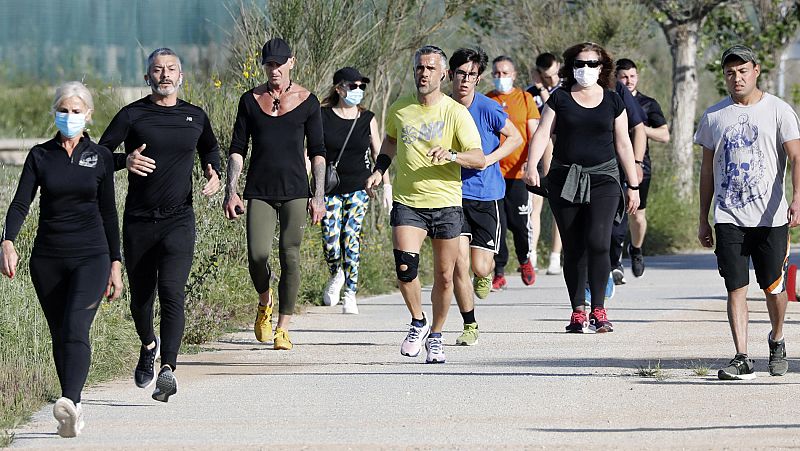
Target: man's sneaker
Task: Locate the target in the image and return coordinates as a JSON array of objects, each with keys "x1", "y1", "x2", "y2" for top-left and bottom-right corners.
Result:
[
  {"x1": 589, "y1": 308, "x2": 613, "y2": 333},
  {"x1": 473, "y1": 276, "x2": 492, "y2": 299},
  {"x1": 612, "y1": 265, "x2": 626, "y2": 285},
  {"x1": 629, "y1": 245, "x2": 645, "y2": 278},
  {"x1": 566, "y1": 310, "x2": 590, "y2": 333},
  {"x1": 768, "y1": 333, "x2": 788, "y2": 376},
  {"x1": 152, "y1": 366, "x2": 178, "y2": 402},
  {"x1": 425, "y1": 335, "x2": 446, "y2": 363},
  {"x1": 342, "y1": 290, "x2": 359, "y2": 314},
  {"x1": 323, "y1": 268, "x2": 345, "y2": 306},
  {"x1": 400, "y1": 316, "x2": 430, "y2": 357},
  {"x1": 53, "y1": 397, "x2": 81, "y2": 438},
  {"x1": 519, "y1": 260, "x2": 536, "y2": 286},
  {"x1": 274, "y1": 327, "x2": 293, "y2": 350},
  {"x1": 455, "y1": 322, "x2": 479, "y2": 346},
  {"x1": 718, "y1": 354, "x2": 756, "y2": 380},
  {"x1": 254, "y1": 296, "x2": 274, "y2": 343},
  {"x1": 546, "y1": 255, "x2": 562, "y2": 275},
  {"x1": 491, "y1": 274, "x2": 507, "y2": 292},
  {"x1": 134, "y1": 337, "x2": 160, "y2": 388}
]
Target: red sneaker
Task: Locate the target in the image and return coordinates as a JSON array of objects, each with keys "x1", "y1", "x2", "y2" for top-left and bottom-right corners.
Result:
[
  {"x1": 491, "y1": 274, "x2": 507, "y2": 292},
  {"x1": 566, "y1": 310, "x2": 588, "y2": 333},
  {"x1": 519, "y1": 260, "x2": 536, "y2": 286},
  {"x1": 590, "y1": 308, "x2": 613, "y2": 333}
]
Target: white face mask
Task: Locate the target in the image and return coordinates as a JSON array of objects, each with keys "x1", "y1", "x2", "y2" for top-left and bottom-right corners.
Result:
[
  {"x1": 573, "y1": 67, "x2": 600, "y2": 88},
  {"x1": 493, "y1": 77, "x2": 513, "y2": 93}
]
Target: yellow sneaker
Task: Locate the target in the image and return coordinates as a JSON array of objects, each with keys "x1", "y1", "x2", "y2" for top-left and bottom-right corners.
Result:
[
  {"x1": 254, "y1": 290, "x2": 274, "y2": 343},
  {"x1": 274, "y1": 327, "x2": 293, "y2": 350}
]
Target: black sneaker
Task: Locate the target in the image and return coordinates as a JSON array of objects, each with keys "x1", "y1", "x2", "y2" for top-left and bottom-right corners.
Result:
[
  {"x1": 629, "y1": 245, "x2": 645, "y2": 278},
  {"x1": 718, "y1": 354, "x2": 756, "y2": 380},
  {"x1": 134, "y1": 337, "x2": 160, "y2": 388},
  {"x1": 611, "y1": 265, "x2": 626, "y2": 285},
  {"x1": 768, "y1": 334, "x2": 788, "y2": 376},
  {"x1": 152, "y1": 366, "x2": 178, "y2": 402}
]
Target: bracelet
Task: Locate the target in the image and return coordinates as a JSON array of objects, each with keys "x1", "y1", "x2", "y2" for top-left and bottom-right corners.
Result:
[
  {"x1": 374, "y1": 154, "x2": 392, "y2": 175},
  {"x1": 634, "y1": 160, "x2": 643, "y2": 165},
  {"x1": 538, "y1": 85, "x2": 547, "y2": 92},
  {"x1": 628, "y1": 185, "x2": 640, "y2": 190}
]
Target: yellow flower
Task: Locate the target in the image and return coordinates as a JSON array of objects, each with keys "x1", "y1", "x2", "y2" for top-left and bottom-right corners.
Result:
[
  {"x1": 214, "y1": 79, "x2": 222, "y2": 88},
  {"x1": 243, "y1": 71, "x2": 250, "y2": 79}
]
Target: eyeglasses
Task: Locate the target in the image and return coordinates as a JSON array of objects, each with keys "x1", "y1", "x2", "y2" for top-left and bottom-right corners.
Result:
[
  {"x1": 454, "y1": 70, "x2": 479, "y2": 81},
  {"x1": 574, "y1": 60, "x2": 602, "y2": 69},
  {"x1": 345, "y1": 83, "x2": 367, "y2": 91}
]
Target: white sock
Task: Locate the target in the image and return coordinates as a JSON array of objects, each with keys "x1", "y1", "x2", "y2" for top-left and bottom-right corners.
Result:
[{"x1": 549, "y1": 252, "x2": 561, "y2": 264}]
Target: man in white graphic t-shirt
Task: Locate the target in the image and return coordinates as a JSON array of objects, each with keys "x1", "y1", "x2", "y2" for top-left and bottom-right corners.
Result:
[{"x1": 696, "y1": 44, "x2": 800, "y2": 381}]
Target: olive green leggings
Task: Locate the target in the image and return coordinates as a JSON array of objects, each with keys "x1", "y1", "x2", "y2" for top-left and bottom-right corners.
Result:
[{"x1": 246, "y1": 198, "x2": 307, "y2": 315}]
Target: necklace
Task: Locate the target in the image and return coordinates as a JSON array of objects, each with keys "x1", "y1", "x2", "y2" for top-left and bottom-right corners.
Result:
[{"x1": 267, "y1": 81, "x2": 292, "y2": 112}]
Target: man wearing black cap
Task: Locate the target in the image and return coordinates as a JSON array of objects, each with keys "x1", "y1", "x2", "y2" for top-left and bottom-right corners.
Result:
[
  {"x1": 696, "y1": 44, "x2": 800, "y2": 380},
  {"x1": 224, "y1": 37, "x2": 325, "y2": 351}
]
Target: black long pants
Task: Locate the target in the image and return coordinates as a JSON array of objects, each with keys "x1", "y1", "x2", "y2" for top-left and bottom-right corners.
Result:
[
  {"x1": 123, "y1": 211, "x2": 195, "y2": 370},
  {"x1": 549, "y1": 194, "x2": 620, "y2": 310},
  {"x1": 610, "y1": 211, "x2": 628, "y2": 267},
  {"x1": 30, "y1": 254, "x2": 110, "y2": 404},
  {"x1": 495, "y1": 179, "x2": 532, "y2": 275}
]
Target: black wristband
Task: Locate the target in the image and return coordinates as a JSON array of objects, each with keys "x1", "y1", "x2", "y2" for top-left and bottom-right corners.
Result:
[
  {"x1": 628, "y1": 185, "x2": 640, "y2": 190},
  {"x1": 634, "y1": 160, "x2": 643, "y2": 165},
  {"x1": 538, "y1": 85, "x2": 547, "y2": 91},
  {"x1": 374, "y1": 154, "x2": 392, "y2": 175}
]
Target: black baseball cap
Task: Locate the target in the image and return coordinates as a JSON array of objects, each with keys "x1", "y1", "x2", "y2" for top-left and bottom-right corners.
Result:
[
  {"x1": 721, "y1": 45, "x2": 759, "y2": 66},
  {"x1": 261, "y1": 38, "x2": 292, "y2": 65},
  {"x1": 333, "y1": 67, "x2": 370, "y2": 85}
]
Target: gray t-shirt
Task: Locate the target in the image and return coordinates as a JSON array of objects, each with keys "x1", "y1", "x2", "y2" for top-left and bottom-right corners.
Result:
[{"x1": 694, "y1": 92, "x2": 800, "y2": 227}]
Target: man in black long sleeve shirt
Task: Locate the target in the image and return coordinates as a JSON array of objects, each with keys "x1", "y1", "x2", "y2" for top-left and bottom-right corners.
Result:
[{"x1": 99, "y1": 48, "x2": 220, "y2": 403}]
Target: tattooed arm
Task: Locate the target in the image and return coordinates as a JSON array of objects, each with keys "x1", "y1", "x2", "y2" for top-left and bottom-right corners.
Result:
[{"x1": 223, "y1": 153, "x2": 245, "y2": 220}]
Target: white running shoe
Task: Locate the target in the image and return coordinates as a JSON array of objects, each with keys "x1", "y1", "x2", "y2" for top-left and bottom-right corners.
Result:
[
  {"x1": 53, "y1": 397, "x2": 81, "y2": 438},
  {"x1": 323, "y1": 268, "x2": 345, "y2": 306},
  {"x1": 425, "y1": 335, "x2": 446, "y2": 363},
  {"x1": 342, "y1": 290, "x2": 359, "y2": 314},
  {"x1": 400, "y1": 315, "x2": 430, "y2": 357},
  {"x1": 547, "y1": 252, "x2": 562, "y2": 275}
]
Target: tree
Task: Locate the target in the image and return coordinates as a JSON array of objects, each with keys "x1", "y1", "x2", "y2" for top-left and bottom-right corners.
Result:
[{"x1": 645, "y1": 0, "x2": 726, "y2": 200}]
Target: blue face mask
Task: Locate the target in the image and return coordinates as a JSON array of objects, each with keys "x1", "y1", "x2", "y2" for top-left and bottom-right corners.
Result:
[
  {"x1": 343, "y1": 88, "x2": 364, "y2": 106},
  {"x1": 493, "y1": 77, "x2": 513, "y2": 93},
  {"x1": 54, "y1": 112, "x2": 86, "y2": 138}
]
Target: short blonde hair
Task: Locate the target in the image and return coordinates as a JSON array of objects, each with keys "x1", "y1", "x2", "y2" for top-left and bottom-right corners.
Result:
[{"x1": 51, "y1": 81, "x2": 94, "y2": 114}]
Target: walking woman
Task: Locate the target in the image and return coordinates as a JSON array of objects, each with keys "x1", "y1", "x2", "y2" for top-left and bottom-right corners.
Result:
[
  {"x1": 320, "y1": 67, "x2": 390, "y2": 313},
  {"x1": 523, "y1": 42, "x2": 639, "y2": 333},
  {"x1": 1, "y1": 81, "x2": 123, "y2": 437},
  {"x1": 223, "y1": 38, "x2": 326, "y2": 350}
]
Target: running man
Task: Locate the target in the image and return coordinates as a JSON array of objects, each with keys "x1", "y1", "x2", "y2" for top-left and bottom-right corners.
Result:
[
  {"x1": 616, "y1": 58, "x2": 670, "y2": 278},
  {"x1": 448, "y1": 47, "x2": 522, "y2": 346},
  {"x1": 696, "y1": 45, "x2": 800, "y2": 380},
  {"x1": 487, "y1": 56, "x2": 541, "y2": 290},
  {"x1": 365, "y1": 45, "x2": 485, "y2": 363},
  {"x1": 100, "y1": 48, "x2": 221, "y2": 402}
]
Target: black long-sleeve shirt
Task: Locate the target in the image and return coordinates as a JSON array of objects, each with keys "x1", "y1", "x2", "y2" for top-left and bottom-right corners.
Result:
[
  {"x1": 99, "y1": 96, "x2": 221, "y2": 219},
  {"x1": 229, "y1": 91, "x2": 325, "y2": 201},
  {"x1": 2, "y1": 134, "x2": 121, "y2": 261}
]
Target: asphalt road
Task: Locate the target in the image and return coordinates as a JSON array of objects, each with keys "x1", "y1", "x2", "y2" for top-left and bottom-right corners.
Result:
[{"x1": 10, "y1": 250, "x2": 800, "y2": 450}]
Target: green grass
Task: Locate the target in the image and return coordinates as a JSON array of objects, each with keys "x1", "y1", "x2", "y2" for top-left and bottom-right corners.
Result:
[{"x1": 635, "y1": 360, "x2": 669, "y2": 381}]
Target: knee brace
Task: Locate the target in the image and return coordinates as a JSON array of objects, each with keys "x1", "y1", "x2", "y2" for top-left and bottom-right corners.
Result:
[{"x1": 393, "y1": 249, "x2": 419, "y2": 282}]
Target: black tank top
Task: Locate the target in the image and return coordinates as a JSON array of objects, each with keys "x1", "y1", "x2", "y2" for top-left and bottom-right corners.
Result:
[{"x1": 321, "y1": 107, "x2": 374, "y2": 195}]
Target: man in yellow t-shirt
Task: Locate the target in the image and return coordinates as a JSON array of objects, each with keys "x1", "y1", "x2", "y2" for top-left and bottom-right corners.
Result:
[
  {"x1": 365, "y1": 45, "x2": 484, "y2": 364},
  {"x1": 486, "y1": 55, "x2": 541, "y2": 291}
]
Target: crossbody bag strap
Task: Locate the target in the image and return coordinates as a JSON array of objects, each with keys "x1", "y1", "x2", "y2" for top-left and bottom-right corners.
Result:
[{"x1": 332, "y1": 112, "x2": 360, "y2": 168}]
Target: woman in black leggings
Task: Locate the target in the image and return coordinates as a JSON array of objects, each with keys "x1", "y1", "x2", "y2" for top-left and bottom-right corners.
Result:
[
  {"x1": 523, "y1": 42, "x2": 639, "y2": 333},
  {"x1": 1, "y1": 81, "x2": 123, "y2": 437}
]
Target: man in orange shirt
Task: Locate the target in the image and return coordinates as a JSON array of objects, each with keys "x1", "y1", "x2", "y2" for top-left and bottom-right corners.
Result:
[{"x1": 486, "y1": 55, "x2": 540, "y2": 290}]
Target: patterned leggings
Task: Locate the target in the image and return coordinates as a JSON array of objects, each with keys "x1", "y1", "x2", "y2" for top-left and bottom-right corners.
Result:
[{"x1": 321, "y1": 190, "x2": 369, "y2": 293}]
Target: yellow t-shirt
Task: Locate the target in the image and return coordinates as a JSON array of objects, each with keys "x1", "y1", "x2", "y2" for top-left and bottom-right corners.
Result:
[{"x1": 386, "y1": 94, "x2": 482, "y2": 208}]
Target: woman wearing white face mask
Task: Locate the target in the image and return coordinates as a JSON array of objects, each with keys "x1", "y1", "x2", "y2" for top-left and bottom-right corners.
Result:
[
  {"x1": 522, "y1": 42, "x2": 639, "y2": 334},
  {"x1": 319, "y1": 67, "x2": 389, "y2": 313},
  {"x1": 1, "y1": 81, "x2": 123, "y2": 437}
]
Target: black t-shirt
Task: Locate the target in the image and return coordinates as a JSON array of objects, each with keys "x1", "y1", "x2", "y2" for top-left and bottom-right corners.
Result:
[
  {"x1": 546, "y1": 88, "x2": 625, "y2": 194},
  {"x1": 2, "y1": 134, "x2": 121, "y2": 261},
  {"x1": 229, "y1": 91, "x2": 325, "y2": 201},
  {"x1": 635, "y1": 91, "x2": 668, "y2": 166},
  {"x1": 321, "y1": 108, "x2": 374, "y2": 195},
  {"x1": 99, "y1": 97, "x2": 221, "y2": 219}
]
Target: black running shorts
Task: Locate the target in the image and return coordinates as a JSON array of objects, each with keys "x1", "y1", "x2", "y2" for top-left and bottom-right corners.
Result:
[
  {"x1": 460, "y1": 199, "x2": 501, "y2": 253},
  {"x1": 714, "y1": 223, "x2": 789, "y2": 293},
  {"x1": 391, "y1": 202, "x2": 463, "y2": 240}
]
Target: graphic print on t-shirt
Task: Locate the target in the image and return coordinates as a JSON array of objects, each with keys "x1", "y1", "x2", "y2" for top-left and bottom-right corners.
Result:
[
  {"x1": 716, "y1": 113, "x2": 766, "y2": 209},
  {"x1": 401, "y1": 121, "x2": 444, "y2": 144}
]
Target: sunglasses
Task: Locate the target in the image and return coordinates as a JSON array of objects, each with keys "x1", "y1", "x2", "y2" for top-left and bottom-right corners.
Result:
[
  {"x1": 573, "y1": 60, "x2": 602, "y2": 68},
  {"x1": 345, "y1": 83, "x2": 367, "y2": 91}
]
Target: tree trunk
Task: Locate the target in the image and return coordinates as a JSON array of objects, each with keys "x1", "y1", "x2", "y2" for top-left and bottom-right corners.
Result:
[{"x1": 664, "y1": 21, "x2": 701, "y2": 201}]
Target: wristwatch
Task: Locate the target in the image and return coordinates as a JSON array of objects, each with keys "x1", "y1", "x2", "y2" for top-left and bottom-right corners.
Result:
[{"x1": 449, "y1": 151, "x2": 458, "y2": 162}]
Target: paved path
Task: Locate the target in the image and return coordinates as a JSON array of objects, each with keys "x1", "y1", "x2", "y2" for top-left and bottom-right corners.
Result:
[{"x1": 10, "y1": 251, "x2": 800, "y2": 449}]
